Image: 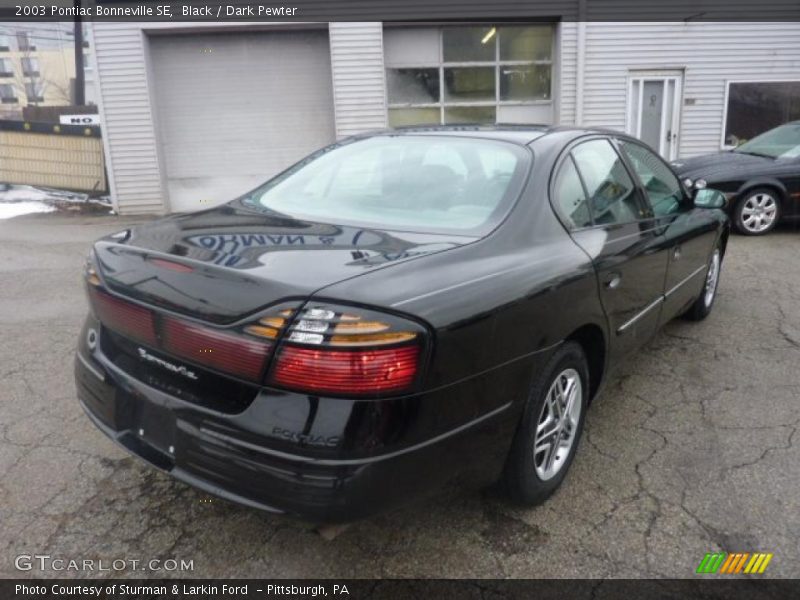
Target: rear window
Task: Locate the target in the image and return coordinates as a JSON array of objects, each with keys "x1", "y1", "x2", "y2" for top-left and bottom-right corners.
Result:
[{"x1": 242, "y1": 136, "x2": 529, "y2": 235}]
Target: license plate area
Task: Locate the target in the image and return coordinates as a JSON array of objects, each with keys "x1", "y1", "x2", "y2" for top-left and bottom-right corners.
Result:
[{"x1": 133, "y1": 399, "x2": 176, "y2": 457}]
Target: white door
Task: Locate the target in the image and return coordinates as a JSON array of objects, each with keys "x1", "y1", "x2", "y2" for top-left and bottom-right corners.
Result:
[
  {"x1": 150, "y1": 31, "x2": 336, "y2": 213},
  {"x1": 626, "y1": 73, "x2": 682, "y2": 160}
]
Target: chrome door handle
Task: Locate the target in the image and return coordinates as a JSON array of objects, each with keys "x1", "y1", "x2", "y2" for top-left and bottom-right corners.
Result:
[{"x1": 673, "y1": 246, "x2": 682, "y2": 260}]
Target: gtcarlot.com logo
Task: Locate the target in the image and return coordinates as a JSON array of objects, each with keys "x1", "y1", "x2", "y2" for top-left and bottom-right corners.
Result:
[
  {"x1": 696, "y1": 552, "x2": 773, "y2": 574},
  {"x1": 14, "y1": 554, "x2": 194, "y2": 573}
]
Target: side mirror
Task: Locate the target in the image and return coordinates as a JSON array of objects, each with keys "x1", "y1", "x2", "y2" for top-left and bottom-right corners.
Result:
[{"x1": 694, "y1": 188, "x2": 727, "y2": 209}]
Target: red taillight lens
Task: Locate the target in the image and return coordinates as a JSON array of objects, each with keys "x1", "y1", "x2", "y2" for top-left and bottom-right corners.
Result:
[
  {"x1": 271, "y1": 345, "x2": 420, "y2": 395},
  {"x1": 268, "y1": 302, "x2": 426, "y2": 396},
  {"x1": 89, "y1": 287, "x2": 157, "y2": 346},
  {"x1": 88, "y1": 285, "x2": 288, "y2": 383},
  {"x1": 162, "y1": 317, "x2": 271, "y2": 382}
]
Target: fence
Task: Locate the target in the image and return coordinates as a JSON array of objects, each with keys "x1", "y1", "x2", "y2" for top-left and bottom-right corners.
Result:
[
  {"x1": 22, "y1": 105, "x2": 99, "y2": 124},
  {"x1": 0, "y1": 120, "x2": 106, "y2": 193}
]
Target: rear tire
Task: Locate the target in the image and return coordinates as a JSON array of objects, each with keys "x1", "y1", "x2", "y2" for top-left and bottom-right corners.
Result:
[
  {"x1": 502, "y1": 342, "x2": 589, "y2": 506},
  {"x1": 684, "y1": 244, "x2": 722, "y2": 321}
]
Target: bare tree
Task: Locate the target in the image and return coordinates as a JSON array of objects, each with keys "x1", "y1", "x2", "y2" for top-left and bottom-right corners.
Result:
[
  {"x1": 10, "y1": 28, "x2": 75, "y2": 107},
  {"x1": 11, "y1": 34, "x2": 45, "y2": 107}
]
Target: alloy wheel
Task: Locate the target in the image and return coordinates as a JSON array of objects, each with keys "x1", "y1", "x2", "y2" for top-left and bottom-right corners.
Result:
[
  {"x1": 740, "y1": 193, "x2": 777, "y2": 233},
  {"x1": 534, "y1": 368, "x2": 582, "y2": 481},
  {"x1": 704, "y1": 249, "x2": 721, "y2": 308}
]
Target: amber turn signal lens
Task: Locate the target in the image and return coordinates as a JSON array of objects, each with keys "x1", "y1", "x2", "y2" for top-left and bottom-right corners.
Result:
[
  {"x1": 86, "y1": 266, "x2": 101, "y2": 287},
  {"x1": 243, "y1": 325, "x2": 279, "y2": 339},
  {"x1": 329, "y1": 331, "x2": 417, "y2": 346},
  {"x1": 259, "y1": 317, "x2": 286, "y2": 328},
  {"x1": 333, "y1": 320, "x2": 390, "y2": 334}
]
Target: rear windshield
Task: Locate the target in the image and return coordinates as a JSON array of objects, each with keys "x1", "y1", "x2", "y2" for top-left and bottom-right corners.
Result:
[{"x1": 242, "y1": 136, "x2": 529, "y2": 235}]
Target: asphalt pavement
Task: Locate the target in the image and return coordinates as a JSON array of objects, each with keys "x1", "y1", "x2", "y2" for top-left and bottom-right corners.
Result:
[{"x1": 1, "y1": 213, "x2": 798, "y2": 578}]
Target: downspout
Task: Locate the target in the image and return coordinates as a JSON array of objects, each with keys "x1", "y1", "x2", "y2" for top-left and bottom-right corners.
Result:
[{"x1": 575, "y1": 0, "x2": 587, "y2": 125}]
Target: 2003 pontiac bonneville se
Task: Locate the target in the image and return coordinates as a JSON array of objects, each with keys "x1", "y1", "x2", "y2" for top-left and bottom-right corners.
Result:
[{"x1": 75, "y1": 126, "x2": 729, "y2": 522}]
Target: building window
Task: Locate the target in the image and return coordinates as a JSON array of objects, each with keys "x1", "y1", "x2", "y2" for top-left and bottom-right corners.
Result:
[
  {"x1": 83, "y1": 51, "x2": 93, "y2": 72},
  {"x1": 21, "y1": 57, "x2": 39, "y2": 77},
  {"x1": 25, "y1": 81, "x2": 44, "y2": 103},
  {"x1": 0, "y1": 83, "x2": 17, "y2": 104},
  {"x1": 0, "y1": 58, "x2": 12, "y2": 77},
  {"x1": 723, "y1": 80, "x2": 800, "y2": 147},
  {"x1": 0, "y1": 34, "x2": 10, "y2": 52},
  {"x1": 384, "y1": 25, "x2": 554, "y2": 127},
  {"x1": 16, "y1": 31, "x2": 35, "y2": 52}
]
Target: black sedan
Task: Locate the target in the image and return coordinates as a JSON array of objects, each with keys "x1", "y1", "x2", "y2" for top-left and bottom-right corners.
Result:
[
  {"x1": 75, "y1": 126, "x2": 729, "y2": 522},
  {"x1": 673, "y1": 121, "x2": 800, "y2": 235}
]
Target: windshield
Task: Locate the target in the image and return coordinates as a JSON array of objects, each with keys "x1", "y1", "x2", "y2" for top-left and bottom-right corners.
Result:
[
  {"x1": 242, "y1": 136, "x2": 529, "y2": 235},
  {"x1": 734, "y1": 122, "x2": 800, "y2": 159}
]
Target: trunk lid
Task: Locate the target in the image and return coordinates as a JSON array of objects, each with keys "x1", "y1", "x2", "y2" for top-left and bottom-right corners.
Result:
[{"x1": 94, "y1": 203, "x2": 470, "y2": 324}]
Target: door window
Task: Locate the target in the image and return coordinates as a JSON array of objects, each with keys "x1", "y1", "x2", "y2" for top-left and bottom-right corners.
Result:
[
  {"x1": 571, "y1": 140, "x2": 642, "y2": 225},
  {"x1": 552, "y1": 156, "x2": 592, "y2": 228},
  {"x1": 619, "y1": 141, "x2": 684, "y2": 217}
]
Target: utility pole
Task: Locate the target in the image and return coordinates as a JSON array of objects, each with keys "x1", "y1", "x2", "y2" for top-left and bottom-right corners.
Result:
[{"x1": 73, "y1": 0, "x2": 85, "y2": 105}]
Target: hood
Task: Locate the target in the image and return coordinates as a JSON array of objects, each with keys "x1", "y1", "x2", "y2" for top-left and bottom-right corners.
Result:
[
  {"x1": 672, "y1": 151, "x2": 774, "y2": 182},
  {"x1": 93, "y1": 202, "x2": 471, "y2": 324}
]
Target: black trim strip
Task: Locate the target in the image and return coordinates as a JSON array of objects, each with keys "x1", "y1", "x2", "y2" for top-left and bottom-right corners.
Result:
[{"x1": 0, "y1": 119, "x2": 101, "y2": 137}]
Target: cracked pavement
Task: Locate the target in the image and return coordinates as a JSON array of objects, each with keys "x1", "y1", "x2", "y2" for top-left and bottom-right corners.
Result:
[{"x1": 1, "y1": 214, "x2": 798, "y2": 579}]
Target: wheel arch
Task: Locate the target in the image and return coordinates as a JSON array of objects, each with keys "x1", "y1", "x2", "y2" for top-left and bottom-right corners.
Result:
[
  {"x1": 564, "y1": 323, "x2": 606, "y2": 403},
  {"x1": 737, "y1": 180, "x2": 788, "y2": 206}
]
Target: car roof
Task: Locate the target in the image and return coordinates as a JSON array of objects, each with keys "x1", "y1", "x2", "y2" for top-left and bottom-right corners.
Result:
[{"x1": 364, "y1": 124, "x2": 632, "y2": 146}]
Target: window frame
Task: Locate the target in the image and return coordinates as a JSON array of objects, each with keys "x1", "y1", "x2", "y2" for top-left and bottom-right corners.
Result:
[
  {"x1": 550, "y1": 153, "x2": 594, "y2": 230},
  {"x1": 0, "y1": 83, "x2": 18, "y2": 104},
  {"x1": 16, "y1": 32, "x2": 35, "y2": 52},
  {"x1": 721, "y1": 78, "x2": 800, "y2": 150},
  {"x1": 21, "y1": 56, "x2": 39, "y2": 77},
  {"x1": 385, "y1": 25, "x2": 555, "y2": 126},
  {"x1": 24, "y1": 81, "x2": 44, "y2": 103},
  {"x1": 549, "y1": 135, "x2": 651, "y2": 231},
  {"x1": 614, "y1": 136, "x2": 689, "y2": 219}
]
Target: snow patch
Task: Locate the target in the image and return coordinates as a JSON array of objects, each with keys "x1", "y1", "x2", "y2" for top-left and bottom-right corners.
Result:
[
  {"x1": 0, "y1": 201, "x2": 57, "y2": 220},
  {"x1": 0, "y1": 184, "x2": 112, "y2": 218}
]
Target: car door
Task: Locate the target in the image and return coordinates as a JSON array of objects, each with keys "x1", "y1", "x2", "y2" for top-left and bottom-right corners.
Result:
[
  {"x1": 616, "y1": 139, "x2": 718, "y2": 322},
  {"x1": 557, "y1": 137, "x2": 670, "y2": 358}
]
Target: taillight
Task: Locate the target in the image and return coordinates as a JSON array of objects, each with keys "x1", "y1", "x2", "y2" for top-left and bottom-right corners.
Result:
[
  {"x1": 161, "y1": 317, "x2": 271, "y2": 382},
  {"x1": 271, "y1": 345, "x2": 420, "y2": 394},
  {"x1": 87, "y1": 279, "x2": 296, "y2": 383},
  {"x1": 88, "y1": 287, "x2": 158, "y2": 346},
  {"x1": 268, "y1": 303, "x2": 426, "y2": 396},
  {"x1": 84, "y1": 266, "x2": 426, "y2": 394}
]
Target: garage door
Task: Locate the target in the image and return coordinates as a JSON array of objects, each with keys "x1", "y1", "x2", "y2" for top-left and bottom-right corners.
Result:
[{"x1": 150, "y1": 31, "x2": 336, "y2": 213}]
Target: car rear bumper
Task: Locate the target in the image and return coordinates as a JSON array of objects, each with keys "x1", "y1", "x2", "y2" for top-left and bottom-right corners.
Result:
[{"x1": 75, "y1": 317, "x2": 536, "y2": 522}]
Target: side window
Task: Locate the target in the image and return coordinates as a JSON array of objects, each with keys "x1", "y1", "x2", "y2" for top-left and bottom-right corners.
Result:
[
  {"x1": 571, "y1": 139, "x2": 642, "y2": 225},
  {"x1": 553, "y1": 156, "x2": 593, "y2": 228},
  {"x1": 619, "y1": 141, "x2": 684, "y2": 217}
]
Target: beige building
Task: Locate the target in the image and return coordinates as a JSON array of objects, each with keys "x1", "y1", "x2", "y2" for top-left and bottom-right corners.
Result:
[{"x1": 0, "y1": 24, "x2": 95, "y2": 118}]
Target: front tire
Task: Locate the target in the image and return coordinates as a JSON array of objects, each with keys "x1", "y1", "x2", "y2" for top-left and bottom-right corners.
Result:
[
  {"x1": 684, "y1": 245, "x2": 722, "y2": 321},
  {"x1": 502, "y1": 342, "x2": 589, "y2": 506},
  {"x1": 733, "y1": 188, "x2": 780, "y2": 235}
]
